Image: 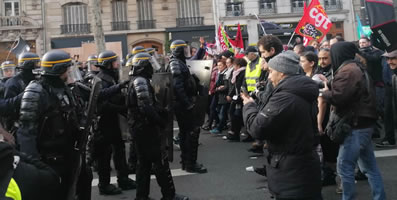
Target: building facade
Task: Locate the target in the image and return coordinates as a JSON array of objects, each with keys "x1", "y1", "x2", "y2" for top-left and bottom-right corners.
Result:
[
  {"x1": 216, "y1": 0, "x2": 356, "y2": 45},
  {"x1": 0, "y1": 0, "x2": 44, "y2": 62},
  {"x1": 44, "y1": 0, "x2": 215, "y2": 60}
]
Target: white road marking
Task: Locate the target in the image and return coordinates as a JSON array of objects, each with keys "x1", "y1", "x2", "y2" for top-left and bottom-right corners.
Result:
[
  {"x1": 375, "y1": 149, "x2": 397, "y2": 158},
  {"x1": 91, "y1": 168, "x2": 194, "y2": 186}
]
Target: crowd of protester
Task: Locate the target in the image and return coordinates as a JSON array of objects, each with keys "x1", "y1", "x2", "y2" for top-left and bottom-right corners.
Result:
[{"x1": 191, "y1": 33, "x2": 396, "y2": 200}]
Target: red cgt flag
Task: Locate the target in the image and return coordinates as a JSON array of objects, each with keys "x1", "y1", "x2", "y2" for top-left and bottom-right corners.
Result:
[{"x1": 294, "y1": 0, "x2": 332, "y2": 44}]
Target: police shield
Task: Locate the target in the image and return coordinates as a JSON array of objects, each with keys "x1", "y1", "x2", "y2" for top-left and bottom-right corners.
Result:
[
  {"x1": 67, "y1": 76, "x2": 102, "y2": 200},
  {"x1": 186, "y1": 60, "x2": 213, "y2": 127},
  {"x1": 152, "y1": 72, "x2": 174, "y2": 162}
]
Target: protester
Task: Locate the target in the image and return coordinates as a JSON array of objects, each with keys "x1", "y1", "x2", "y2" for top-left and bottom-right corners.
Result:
[
  {"x1": 377, "y1": 49, "x2": 397, "y2": 147},
  {"x1": 320, "y1": 42, "x2": 386, "y2": 200},
  {"x1": 225, "y1": 58, "x2": 246, "y2": 141},
  {"x1": 300, "y1": 51, "x2": 318, "y2": 77},
  {"x1": 242, "y1": 51, "x2": 322, "y2": 200},
  {"x1": 210, "y1": 59, "x2": 230, "y2": 134}
]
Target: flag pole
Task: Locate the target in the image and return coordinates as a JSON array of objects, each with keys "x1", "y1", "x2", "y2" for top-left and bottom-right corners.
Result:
[
  {"x1": 287, "y1": 32, "x2": 296, "y2": 47},
  {"x1": 254, "y1": 13, "x2": 267, "y2": 35},
  {"x1": 6, "y1": 34, "x2": 22, "y2": 61}
]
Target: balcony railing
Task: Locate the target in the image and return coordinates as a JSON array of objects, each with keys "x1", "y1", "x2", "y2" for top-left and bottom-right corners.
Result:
[
  {"x1": 259, "y1": 2, "x2": 276, "y2": 15},
  {"x1": 60, "y1": 24, "x2": 91, "y2": 34},
  {"x1": 111, "y1": 21, "x2": 130, "y2": 31},
  {"x1": 176, "y1": 17, "x2": 204, "y2": 27},
  {"x1": 324, "y1": 0, "x2": 342, "y2": 10},
  {"x1": 137, "y1": 20, "x2": 156, "y2": 29},
  {"x1": 291, "y1": 1, "x2": 305, "y2": 12},
  {"x1": 0, "y1": 16, "x2": 22, "y2": 27}
]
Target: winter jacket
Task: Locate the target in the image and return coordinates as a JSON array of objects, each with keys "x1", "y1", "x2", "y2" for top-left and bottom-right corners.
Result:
[
  {"x1": 243, "y1": 75, "x2": 321, "y2": 199},
  {"x1": 322, "y1": 61, "x2": 377, "y2": 127},
  {"x1": 228, "y1": 69, "x2": 245, "y2": 105}
]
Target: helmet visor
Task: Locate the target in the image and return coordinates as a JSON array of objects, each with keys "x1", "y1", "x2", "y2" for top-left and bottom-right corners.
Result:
[
  {"x1": 149, "y1": 56, "x2": 161, "y2": 71},
  {"x1": 184, "y1": 46, "x2": 191, "y2": 58},
  {"x1": 87, "y1": 61, "x2": 100, "y2": 72},
  {"x1": 67, "y1": 64, "x2": 83, "y2": 84},
  {"x1": 1, "y1": 67, "x2": 16, "y2": 78}
]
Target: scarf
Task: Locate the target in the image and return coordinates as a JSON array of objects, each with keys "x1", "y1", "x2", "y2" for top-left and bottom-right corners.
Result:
[{"x1": 231, "y1": 67, "x2": 246, "y2": 84}]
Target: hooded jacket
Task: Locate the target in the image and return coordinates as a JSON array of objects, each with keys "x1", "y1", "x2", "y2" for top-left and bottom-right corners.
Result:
[
  {"x1": 323, "y1": 42, "x2": 377, "y2": 126},
  {"x1": 243, "y1": 75, "x2": 321, "y2": 199}
]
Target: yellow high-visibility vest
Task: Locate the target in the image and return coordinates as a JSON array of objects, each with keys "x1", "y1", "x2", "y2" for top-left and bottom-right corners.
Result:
[
  {"x1": 6, "y1": 178, "x2": 21, "y2": 200},
  {"x1": 245, "y1": 57, "x2": 263, "y2": 92}
]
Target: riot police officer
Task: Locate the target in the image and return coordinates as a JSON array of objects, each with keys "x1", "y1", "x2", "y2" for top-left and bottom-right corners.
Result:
[
  {"x1": 4, "y1": 52, "x2": 40, "y2": 98},
  {"x1": 94, "y1": 50, "x2": 136, "y2": 195},
  {"x1": 169, "y1": 40, "x2": 207, "y2": 173},
  {"x1": 84, "y1": 54, "x2": 100, "y2": 83},
  {"x1": 2, "y1": 53, "x2": 40, "y2": 132},
  {"x1": 16, "y1": 49, "x2": 88, "y2": 199},
  {"x1": 0, "y1": 61, "x2": 17, "y2": 98},
  {"x1": 125, "y1": 46, "x2": 146, "y2": 65},
  {"x1": 127, "y1": 52, "x2": 188, "y2": 200}
]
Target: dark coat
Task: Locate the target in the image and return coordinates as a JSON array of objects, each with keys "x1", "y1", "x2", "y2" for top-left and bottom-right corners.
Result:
[
  {"x1": 243, "y1": 75, "x2": 321, "y2": 199},
  {"x1": 323, "y1": 42, "x2": 377, "y2": 127},
  {"x1": 215, "y1": 69, "x2": 229, "y2": 105},
  {"x1": 227, "y1": 69, "x2": 245, "y2": 105}
]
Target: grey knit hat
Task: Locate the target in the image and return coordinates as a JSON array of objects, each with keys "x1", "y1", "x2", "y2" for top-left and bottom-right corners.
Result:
[{"x1": 268, "y1": 50, "x2": 301, "y2": 75}]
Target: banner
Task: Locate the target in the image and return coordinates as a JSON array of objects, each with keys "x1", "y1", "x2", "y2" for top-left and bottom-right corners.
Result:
[
  {"x1": 294, "y1": 0, "x2": 332, "y2": 44},
  {"x1": 229, "y1": 23, "x2": 244, "y2": 49},
  {"x1": 217, "y1": 25, "x2": 230, "y2": 52},
  {"x1": 365, "y1": 0, "x2": 397, "y2": 52}
]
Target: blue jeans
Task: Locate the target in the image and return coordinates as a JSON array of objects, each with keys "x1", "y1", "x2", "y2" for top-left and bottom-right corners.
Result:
[{"x1": 337, "y1": 128, "x2": 386, "y2": 200}]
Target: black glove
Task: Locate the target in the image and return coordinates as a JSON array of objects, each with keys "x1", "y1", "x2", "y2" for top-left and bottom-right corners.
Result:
[{"x1": 118, "y1": 80, "x2": 130, "y2": 89}]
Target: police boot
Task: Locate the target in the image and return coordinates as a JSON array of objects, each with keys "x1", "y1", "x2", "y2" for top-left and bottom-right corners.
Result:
[
  {"x1": 98, "y1": 184, "x2": 122, "y2": 195},
  {"x1": 118, "y1": 177, "x2": 137, "y2": 190},
  {"x1": 154, "y1": 161, "x2": 176, "y2": 197},
  {"x1": 184, "y1": 131, "x2": 207, "y2": 174},
  {"x1": 179, "y1": 132, "x2": 188, "y2": 169},
  {"x1": 161, "y1": 194, "x2": 189, "y2": 200}
]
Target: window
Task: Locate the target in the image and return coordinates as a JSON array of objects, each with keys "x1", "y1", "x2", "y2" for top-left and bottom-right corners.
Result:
[
  {"x1": 61, "y1": 3, "x2": 90, "y2": 34},
  {"x1": 324, "y1": 0, "x2": 341, "y2": 10},
  {"x1": 112, "y1": 0, "x2": 129, "y2": 30},
  {"x1": 226, "y1": 0, "x2": 243, "y2": 16},
  {"x1": 4, "y1": 0, "x2": 20, "y2": 16},
  {"x1": 176, "y1": 0, "x2": 203, "y2": 27},
  {"x1": 291, "y1": 0, "x2": 306, "y2": 12},
  {"x1": 137, "y1": 0, "x2": 155, "y2": 29},
  {"x1": 259, "y1": 0, "x2": 275, "y2": 14}
]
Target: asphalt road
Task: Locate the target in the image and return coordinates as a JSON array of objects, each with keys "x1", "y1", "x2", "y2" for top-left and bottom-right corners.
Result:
[{"x1": 91, "y1": 129, "x2": 397, "y2": 200}]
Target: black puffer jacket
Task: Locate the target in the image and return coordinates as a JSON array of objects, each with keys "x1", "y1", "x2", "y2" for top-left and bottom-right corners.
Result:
[{"x1": 243, "y1": 75, "x2": 321, "y2": 199}]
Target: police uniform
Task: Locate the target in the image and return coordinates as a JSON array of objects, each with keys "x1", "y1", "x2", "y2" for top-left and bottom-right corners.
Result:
[
  {"x1": 3, "y1": 53, "x2": 40, "y2": 133},
  {"x1": 94, "y1": 50, "x2": 136, "y2": 195},
  {"x1": 16, "y1": 50, "x2": 88, "y2": 199},
  {"x1": 168, "y1": 40, "x2": 207, "y2": 173},
  {"x1": 127, "y1": 53, "x2": 188, "y2": 200}
]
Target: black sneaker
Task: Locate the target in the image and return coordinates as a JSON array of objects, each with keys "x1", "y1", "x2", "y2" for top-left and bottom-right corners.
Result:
[
  {"x1": 248, "y1": 145, "x2": 264, "y2": 154},
  {"x1": 254, "y1": 166, "x2": 267, "y2": 176},
  {"x1": 117, "y1": 177, "x2": 137, "y2": 190},
  {"x1": 98, "y1": 184, "x2": 122, "y2": 195},
  {"x1": 185, "y1": 163, "x2": 208, "y2": 174}
]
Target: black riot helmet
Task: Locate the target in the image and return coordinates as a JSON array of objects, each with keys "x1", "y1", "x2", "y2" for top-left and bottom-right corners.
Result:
[
  {"x1": 131, "y1": 52, "x2": 153, "y2": 77},
  {"x1": 145, "y1": 48, "x2": 155, "y2": 56},
  {"x1": 40, "y1": 50, "x2": 72, "y2": 76},
  {"x1": 125, "y1": 57, "x2": 133, "y2": 68},
  {"x1": 0, "y1": 61, "x2": 17, "y2": 78},
  {"x1": 97, "y1": 50, "x2": 118, "y2": 69},
  {"x1": 170, "y1": 40, "x2": 189, "y2": 58},
  {"x1": 132, "y1": 46, "x2": 145, "y2": 55},
  {"x1": 87, "y1": 54, "x2": 99, "y2": 72},
  {"x1": 18, "y1": 52, "x2": 40, "y2": 70}
]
